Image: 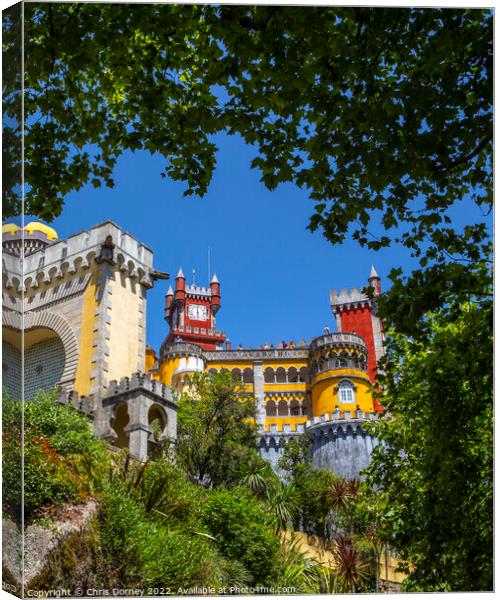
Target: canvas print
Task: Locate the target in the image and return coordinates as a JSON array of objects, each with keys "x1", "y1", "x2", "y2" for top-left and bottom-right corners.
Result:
[{"x1": 1, "y1": 2, "x2": 493, "y2": 597}]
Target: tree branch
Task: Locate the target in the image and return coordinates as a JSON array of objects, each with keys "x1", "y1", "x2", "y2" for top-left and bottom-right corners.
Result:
[{"x1": 434, "y1": 134, "x2": 492, "y2": 172}]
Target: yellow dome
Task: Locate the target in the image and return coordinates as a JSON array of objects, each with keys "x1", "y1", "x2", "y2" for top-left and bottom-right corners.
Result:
[
  {"x1": 24, "y1": 221, "x2": 58, "y2": 240},
  {"x1": 2, "y1": 223, "x2": 21, "y2": 236}
]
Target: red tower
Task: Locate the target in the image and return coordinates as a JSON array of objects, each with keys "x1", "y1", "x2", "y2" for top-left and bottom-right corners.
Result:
[
  {"x1": 330, "y1": 266, "x2": 385, "y2": 382},
  {"x1": 164, "y1": 269, "x2": 226, "y2": 351}
]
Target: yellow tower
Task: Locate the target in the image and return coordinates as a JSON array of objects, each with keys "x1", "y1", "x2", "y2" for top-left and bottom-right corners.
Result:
[
  {"x1": 308, "y1": 332, "x2": 373, "y2": 417},
  {"x1": 158, "y1": 340, "x2": 206, "y2": 393}
]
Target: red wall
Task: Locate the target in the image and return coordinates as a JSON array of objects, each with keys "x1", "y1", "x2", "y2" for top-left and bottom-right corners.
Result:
[
  {"x1": 339, "y1": 305, "x2": 377, "y2": 380},
  {"x1": 339, "y1": 305, "x2": 383, "y2": 412}
]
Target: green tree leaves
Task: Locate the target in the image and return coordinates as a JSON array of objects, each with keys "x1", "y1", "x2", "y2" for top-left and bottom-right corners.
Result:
[
  {"x1": 176, "y1": 371, "x2": 260, "y2": 487},
  {"x1": 365, "y1": 297, "x2": 493, "y2": 591},
  {"x1": 5, "y1": 7, "x2": 491, "y2": 242},
  {"x1": 4, "y1": 5, "x2": 492, "y2": 322}
]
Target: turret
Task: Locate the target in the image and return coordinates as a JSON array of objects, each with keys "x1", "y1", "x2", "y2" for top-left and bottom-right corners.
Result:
[
  {"x1": 330, "y1": 267, "x2": 386, "y2": 387},
  {"x1": 2, "y1": 221, "x2": 57, "y2": 256},
  {"x1": 161, "y1": 267, "x2": 225, "y2": 352},
  {"x1": 368, "y1": 265, "x2": 382, "y2": 298},
  {"x1": 210, "y1": 272, "x2": 221, "y2": 314},
  {"x1": 174, "y1": 267, "x2": 186, "y2": 303},
  {"x1": 164, "y1": 285, "x2": 174, "y2": 320}
]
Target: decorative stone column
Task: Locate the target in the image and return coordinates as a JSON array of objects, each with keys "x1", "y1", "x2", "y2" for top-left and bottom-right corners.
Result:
[
  {"x1": 253, "y1": 361, "x2": 267, "y2": 430},
  {"x1": 165, "y1": 406, "x2": 177, "y2": 441},
  {"x1": 125, "y1": 393, "x2": 153, "y2": 462}
]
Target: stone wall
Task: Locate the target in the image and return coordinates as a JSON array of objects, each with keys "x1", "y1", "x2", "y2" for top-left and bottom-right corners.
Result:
[
  {"x1": 309, "y1": 421, "x2": 378, "y2": 479},
  {"x1": 259, "y1": 411, "x2": 379, "y2": 480}
]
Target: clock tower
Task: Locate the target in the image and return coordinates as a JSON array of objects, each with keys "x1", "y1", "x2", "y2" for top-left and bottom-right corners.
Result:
[{"x1": 164, "y1": 268, "x2": 226, "y2": 351}]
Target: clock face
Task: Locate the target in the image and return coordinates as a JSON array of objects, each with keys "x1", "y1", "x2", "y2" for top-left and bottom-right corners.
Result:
[{"x1": 187, "y1": 304, "x2": 208, "y2": 321}]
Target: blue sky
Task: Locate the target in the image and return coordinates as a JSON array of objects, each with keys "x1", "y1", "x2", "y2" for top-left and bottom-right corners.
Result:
[{"x1": 47, "y1": 132, "x2": 484, "y2": 352}]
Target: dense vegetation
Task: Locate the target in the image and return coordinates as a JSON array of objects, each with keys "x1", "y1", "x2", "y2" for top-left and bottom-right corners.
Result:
[
  {"x1": 2, "y1": 376, "x2": 384, "y2": 593},
  {"x1": 365, "y1": 298, "x2": 493, "y2": 591},
  {"x1": 2, "y1": 389, "x2": 106, "y2": 521}
]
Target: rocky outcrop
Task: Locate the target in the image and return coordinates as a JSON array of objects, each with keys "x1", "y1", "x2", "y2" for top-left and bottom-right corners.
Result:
[{"x1": 2, "y1": 500, "x2": 99, "y2": 597}]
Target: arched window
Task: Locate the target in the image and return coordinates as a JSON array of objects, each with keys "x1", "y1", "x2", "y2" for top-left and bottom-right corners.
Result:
[
  {"x1": 23, "y1": 332, "x2": 66, "y2": 401},
  {"x1": 337, "y1": 380, "x2": 355, "y2": 404},
  {"x1": 288, "y1": 367, "x2": 298, "y2": 382},
  {"x1": 264, "y1": 367, "x2": 275, "y2": 383},
  {"x1": 276, "y1": 367, "x2": 287, "y2": 383},
  {"x1": 299, "y1": 367, "x2": 309, "y2": 383},
  {"x1": 266, "y1": 400, "x2": 277, "y2": 416},
  {"x1": 208, "y1": 368, "x2": 218, "y2": 376},
  {"x1": 243, "y1": 367, "x2": 253, "y2": 383},
  {"x1": 113, "y1": 403, "x2": 130, "y2": 450},
  {"x1": 277, "y1": 399, "x2": 289, "y2": 416},
  {"x1": 231, "y1": 368, "x2": 242, "y2": 382},
  {"x1": 148, "y1": 405, "x2": 167, "y2": 441}
]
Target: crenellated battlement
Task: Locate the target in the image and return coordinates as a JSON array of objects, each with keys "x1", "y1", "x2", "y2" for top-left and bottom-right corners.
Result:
[
  {"x1": 3, "y1": 221, "x2": 157, "y2": 294},
  {"x1": 330, "y1": 287, "x2": 371, "y2": 311},
  {"x1": 185, "y1": 284, "x2": 212, "y2": 297},
  {"x1": 105, "y1": 372, "x2": 172, "y2": 402},
  {"x1": 57, "y1": 389, "x2": 95, "y2": 418},
  {"x1": 306, "y1": 408, "x2": 376, "y2": 429},
  {"x1": 160, "y1": 341, "x2": 206, "y2": 361},
  {"x1": 309, "y1": 332, "x2": 367, "y2": 353}
]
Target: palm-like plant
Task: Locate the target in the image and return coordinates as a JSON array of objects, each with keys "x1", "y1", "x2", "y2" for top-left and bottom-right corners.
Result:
[
  {"x1": 276, "y1": 535, "x2": 323, "y2": 593},
  {"x1": 347, "y1": 477, "x2": 360, "y2": 498},
  {"x1": 331, "y1": 534, "x2": 370, "y2": 593},
  {"x1": 266, "y1": 481, "x2": 299, "y2": 534},
  {"x1": 316, "y1": 564, "x2": 341, "y2": 593},
  {"x1": 328, "y1": 478, "x2": 360, "y2": 538},
  {"x1": 240, "y1": 466, "x2": 275, "y2": 500},
  {"x1": 327, "y1": 480, "x2": 353, "y2": 512}
]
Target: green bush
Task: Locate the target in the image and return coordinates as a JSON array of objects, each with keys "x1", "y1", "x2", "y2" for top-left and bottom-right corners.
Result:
[
  {"x1": 2, "y1": 390, "x2": 106, "y2": 520},
  {"x1": 200, "y1": 487, "x2": 280, "y2": 586},
  {"x1": 24, "y1": 390, "x2": 104, "y2": 459},
  {"x1": 99, "y1": 483, "x2": 229, "y2": 590},
  {"x1": 133, "y1": 458, "x2": 205, "y2": 527}
]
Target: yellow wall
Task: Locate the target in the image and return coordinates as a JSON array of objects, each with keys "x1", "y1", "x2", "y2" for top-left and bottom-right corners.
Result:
[
  {"x1": 263, "y1": 382, "x2": 306, "y2": 392},
  {"x1": 106, "y1": 273, "x2": 142, "y2": 382},
  {"x1": 145, "y1": 347, "x2": 157, "y2": 372},
  {"x1": 266, "y1": 416, "x2": 308, "y2": 432},
  {"x1": 73, "y1": 276, "x2": 98, "y2": 396},
  {"x1": 311, "y1": 369, "x2": 373, "y2": 416},
  {"x1": 158, "y1": 356, "x2": 181, "y2": 386},
  {"x1": 207, "y1": 361, "x2": 255, "y2": 370}
]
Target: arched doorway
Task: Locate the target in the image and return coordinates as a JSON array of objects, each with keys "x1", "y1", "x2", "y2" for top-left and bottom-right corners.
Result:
[
  {"x1": 148, "y1": 404, "x2": 168, "y2": 454},
  {"x1": 2, "y1": 327, "x2": 65, "y2": 400},
  {"x1": 113, "y1": 403, "x2": 130, "y2": 450}
]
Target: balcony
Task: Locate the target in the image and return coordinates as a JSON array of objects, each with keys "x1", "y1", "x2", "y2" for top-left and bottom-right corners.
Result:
[{"x1": 309, "y1": 332, "x2": 366, "y2": 353}]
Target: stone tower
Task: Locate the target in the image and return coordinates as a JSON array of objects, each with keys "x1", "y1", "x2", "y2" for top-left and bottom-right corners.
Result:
[
  {"x1": 329, "y1": 265, "x2": 385, "y2": 382},
  {"x1": 164, "y1": 269, "x2": 225, "y2": 351},
  {"x1": 2, "y1": 221, "x2": 177, "y2": 460}
]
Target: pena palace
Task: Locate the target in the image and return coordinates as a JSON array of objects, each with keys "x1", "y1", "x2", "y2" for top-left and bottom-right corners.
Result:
[{"x1": 2, "y1": 220, "x2": 385, "y2": 477}]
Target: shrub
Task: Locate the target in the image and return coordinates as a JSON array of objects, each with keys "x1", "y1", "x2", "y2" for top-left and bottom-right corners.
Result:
[
  {"x1": 200, "y1": 487, "x2": 280, "y2": 586},
  {"x1": 2, "y1": 390, "x2": 106, "y2": 520},
  {"x1": 98, "y1": 483, "x2": 229, "y2": 590},
  {"x1": 24, "y1": 390, "x2": 104, "y2": 459}
]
